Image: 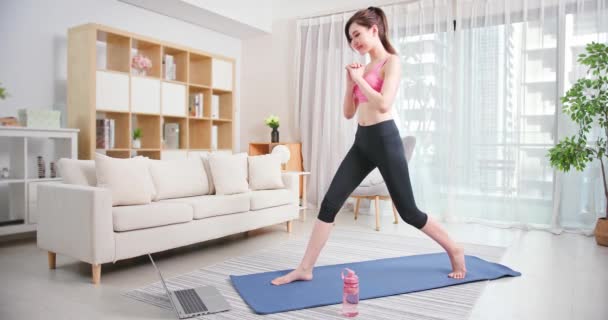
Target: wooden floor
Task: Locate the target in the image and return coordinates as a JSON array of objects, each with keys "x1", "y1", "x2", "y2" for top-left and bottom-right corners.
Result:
[{"x1": 0, "y1": 208, "x2": 606, "y2": 320}]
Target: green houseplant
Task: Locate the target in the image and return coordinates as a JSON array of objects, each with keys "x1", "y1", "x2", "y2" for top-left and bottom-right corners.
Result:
[
  {"x1": 132, "y1": 127, "x2": 142, "y2": 149},
  {"x1": 0, "y1": 83, "x2": 19, "y2": 126},
  {"x1": 548, "y1": 41, "x2": 608, "y2": 246},
  {"x1": 0, "y1": 83, "x2": 7, "y2": 100},
  {"x1": 265, "y1": 115, "x2": 280, "y2": 143}
]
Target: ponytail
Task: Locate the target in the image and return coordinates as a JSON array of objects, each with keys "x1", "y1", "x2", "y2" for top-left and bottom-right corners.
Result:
[{"x1": 369, "y1": 7, "x2": 396, "y2": 54}]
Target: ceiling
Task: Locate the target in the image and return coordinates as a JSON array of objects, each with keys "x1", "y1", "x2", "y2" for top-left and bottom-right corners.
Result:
[{"x1": 119, "y1": 0, "x2": 272, "y2": 39}]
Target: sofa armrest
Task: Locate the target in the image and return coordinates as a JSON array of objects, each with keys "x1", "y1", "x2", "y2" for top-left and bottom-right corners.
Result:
[
  {"x1": 281, "y1": 172, "x2": 300, "y2": 205},
  {"x1": 36, "y1": 183, "x2": 115, "y2": 264}
]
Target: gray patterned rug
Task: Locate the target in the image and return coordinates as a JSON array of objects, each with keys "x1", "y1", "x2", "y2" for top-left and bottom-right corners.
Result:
[{"x1": 123, "y1": 227, "x2": 509, "y2": 319}]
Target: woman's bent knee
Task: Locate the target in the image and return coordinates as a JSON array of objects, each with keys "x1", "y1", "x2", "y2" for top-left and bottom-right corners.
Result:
[
  {"x1": 317, "y1": 201, "x2": 340, "y2": 223},
  {"x1": 400, "y1": 208, "x2": 428, "y2": 229}
]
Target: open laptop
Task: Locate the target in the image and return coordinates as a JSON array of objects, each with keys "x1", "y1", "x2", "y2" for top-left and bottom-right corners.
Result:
[{"x1": 148, "y1": 254, "x2": 231, "y2": 319}]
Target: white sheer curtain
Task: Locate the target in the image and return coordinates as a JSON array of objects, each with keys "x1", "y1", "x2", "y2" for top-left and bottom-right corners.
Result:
[
  {"x1": 294, "y1": 14, "x2": 364, "y2": 210},
  {"x1": 294, "y1": 0, "x2": 607, "y2": 234},
  {"x1": 439, "y1": 0, "x2": 607, "y2": 234},
  {"x1": 440, "y1": 0, "x2": 564, "y2": 231}
]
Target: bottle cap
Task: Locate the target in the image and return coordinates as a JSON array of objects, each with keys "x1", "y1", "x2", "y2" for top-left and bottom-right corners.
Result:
[{"x1": 341, "y1": 268, "x2": 359, "y2": 284}]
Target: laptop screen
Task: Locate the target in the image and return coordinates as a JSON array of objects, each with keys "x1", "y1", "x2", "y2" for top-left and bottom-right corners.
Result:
[{"x1": 148, "y1": 254, "x2": 181, "y2": 318}]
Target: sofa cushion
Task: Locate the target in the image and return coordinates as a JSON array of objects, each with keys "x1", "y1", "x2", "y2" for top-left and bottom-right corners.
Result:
[
  {"x1": 248, "y1": 154, "x2": 285, "y2": 191},
  {"x1": 148, "y1": 158, "x2": 209, "y2": 200},
  {"x1": 208, "y1": 152, "x2": 249, "y2": 195},
  {"x1": 95, "y1": 153, "x2": 156, "y2": 206},
  {"x1": 163, "y1": 192, "x2": 250, "y2": 219},
  {"x1": 58, "y1": 159, "x2": 97, "y2": 186},
  {"x1": 112, "y1": 202, "x2": 193, "y2": 232},
  {"x1": 250, "y1": 189, "x2": 296, "y2": 211}
]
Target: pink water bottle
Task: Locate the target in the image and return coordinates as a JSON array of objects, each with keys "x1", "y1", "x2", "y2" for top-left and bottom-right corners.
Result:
[{"x1": 341, "y1": 268, "x2": 359, "y2": 317}]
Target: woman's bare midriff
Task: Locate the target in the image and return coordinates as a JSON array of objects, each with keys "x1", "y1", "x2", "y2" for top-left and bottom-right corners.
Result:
[{"x1": 356, "y1": 101, "x2": 393, "y2": 126}]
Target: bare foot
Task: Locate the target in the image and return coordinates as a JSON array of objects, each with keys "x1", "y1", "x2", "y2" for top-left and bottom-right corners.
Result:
[
  {"x1": 271, "y1": 267, "x2": 313, "y2": 286},
  {"x1": 447, "y1": 245, "x2": 467, "y2": 279}
]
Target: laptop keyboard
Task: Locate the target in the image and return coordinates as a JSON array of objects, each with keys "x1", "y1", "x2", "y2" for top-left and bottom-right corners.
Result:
[{"x1": 175, "y1": 289, "x2": 208, "y2": 314}]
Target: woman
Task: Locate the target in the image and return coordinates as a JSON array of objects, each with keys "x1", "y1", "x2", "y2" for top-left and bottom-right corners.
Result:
[{"x1": 272, "y1": 7, "x2": 466, "y2": 286}]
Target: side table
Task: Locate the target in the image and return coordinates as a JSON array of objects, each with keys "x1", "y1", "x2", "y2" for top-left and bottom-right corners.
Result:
[{"x1": 284, "y1": 171, "x2": 310, "y2": 221}]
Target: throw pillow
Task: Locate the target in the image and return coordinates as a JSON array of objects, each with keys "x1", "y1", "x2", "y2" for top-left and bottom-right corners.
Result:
[
  {"x1": 248, "y1": 154, "x2": 285, "y2": 190},
  {"x1": 148, "y1": 157, "x2": 209, "y2": 200},
  {"x1": 208, "y1": 152, "x2": 249, "y2": 195},
  {"x1": 94, "y1": 153, "x2": 156, "y2": 206}
]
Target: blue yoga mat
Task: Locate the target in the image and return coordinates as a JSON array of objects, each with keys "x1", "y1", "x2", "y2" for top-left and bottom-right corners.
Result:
[{"x1": 230, "y1": 253, "x2": 521, "y2": 314}]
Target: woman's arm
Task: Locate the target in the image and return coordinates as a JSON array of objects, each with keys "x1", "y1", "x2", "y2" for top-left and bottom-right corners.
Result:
[
  {"x1": 343, "y1": 83, "x2": 357, "y2": 119},
  {"x1": 351, "y1": 55, "x2": 401, "y2": 113},
  {"x1": 343, "y1": 64, "x2": 359, "y2": 119}
]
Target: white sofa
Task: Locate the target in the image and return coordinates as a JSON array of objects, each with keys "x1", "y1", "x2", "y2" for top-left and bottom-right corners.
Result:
[{"x1": 36, "y1": 154, "x2": 300, "y2": 284}]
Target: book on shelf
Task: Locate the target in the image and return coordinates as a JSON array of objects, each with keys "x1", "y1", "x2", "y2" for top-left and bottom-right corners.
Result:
[
  {"x1": 109, "y1": 119, "x2": 115, "y2": 149},
  {"x1": 164, "y1": 123, "x2": 180, "y2": 149},
  {"x1": 211, "y1": 95, "x2": 220, "y2": 119},
  {"x1": 189, "y1": 93, "x2": 204, "y2": 118},
  {"x1": 164, "y1": 54, "x2": 176, "y2": 81},
  {"x1": 96, "y1": 119, "x2": 115, "y2": 149},
  {"x1": 211, "y1": 125, "x2": 218, "y2": 150}
]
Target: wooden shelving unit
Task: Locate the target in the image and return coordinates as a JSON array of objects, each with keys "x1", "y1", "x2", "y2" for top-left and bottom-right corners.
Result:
[
  {"x1": 131, "y1": 39, "x2": 161, "y2": 78},
  {"x1": 96, "y1": 30, "x2": 130, "y2": 73},
  {"x1": 162, "y1": 46, "x2": 188, "y2": 83},
  {"x1": 131, "y1": 113, "x2": 161, "y2": 149},
  {"x1": 98, "y1": 111, "x2": 130, "y2": 149},
  {"x1": 189, "y1": 118, "x2": 212, "y2": 150},
  {"x1": 189, "y1": 53, "x2": 212, "y2": 86},
  {"x1": 188, "y1": 85, "x2": 212, "y2": 118},
  {"x1": 161, "y1": 116, "x2": 188, "y2": 150},
  {"x1": 68, "y1": 23, "x2": 235, "y2": 160}
]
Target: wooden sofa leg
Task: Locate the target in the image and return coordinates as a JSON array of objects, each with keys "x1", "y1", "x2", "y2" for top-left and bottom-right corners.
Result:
[
  {"x1": 92, "y1": 264, "x2": 101, "y2": 285},
  {"x1": 48, "y1": 251, "x2": 56, "y2": 269},
  {"x1": 286, "y1": 220, "x2": 293, "y2": 233},
  {"x1": 354, "y1": 197, "x2": 360, "y2": 220}
]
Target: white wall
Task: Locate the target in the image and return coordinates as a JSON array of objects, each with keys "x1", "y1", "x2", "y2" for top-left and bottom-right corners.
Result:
[
  {"x1": 0, "y1": 0, "x2": 242, "y2": 150},
  {"x1": 240, "y1": 0, "x2": 399, "y2": 152}
]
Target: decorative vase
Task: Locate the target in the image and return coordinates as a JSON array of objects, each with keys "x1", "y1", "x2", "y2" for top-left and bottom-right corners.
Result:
[
  {"x1": 37, "y1": 156, "x2": 45, "y2": 179},
  {"x1": 133, "y1": 139, "x2": 141, "y2": 149},
  {"x1": 134, "y1": 69, "x2": 147, "y2": 77},
  {"x1": 595, "y1": 217, "x2": 608, "y2": 246},
  {"x1": 271, "y1": 127, "x2": 279, "y2": 143},
  {"x1": 50, "y1": 162, "x2": 56, "y2": 178}
]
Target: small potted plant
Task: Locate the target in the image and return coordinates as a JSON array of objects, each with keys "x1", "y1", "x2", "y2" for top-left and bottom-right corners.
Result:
[
  {"x1": 132, "y1": 128, "x2": 142, "y2": 149},
  {"x1": 0, "y1": 83, "x2": 19, "y2": 126},
  {"x1": 131, "y1": 53, "x2": 152, "y2": 76},
  {"x1": 0, "y1": 82, "x2": 7, "y2": 100},
  {"x1": 547, "y1": 41, "x2": 608, "y2": 246},
  {"x1": 265, "y1": 115, "x2": 280, "y2": 143}
]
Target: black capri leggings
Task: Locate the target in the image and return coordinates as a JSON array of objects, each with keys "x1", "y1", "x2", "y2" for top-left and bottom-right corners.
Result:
[{"x1": 318, "y1": 119, "x2": 428, "y2": 229}]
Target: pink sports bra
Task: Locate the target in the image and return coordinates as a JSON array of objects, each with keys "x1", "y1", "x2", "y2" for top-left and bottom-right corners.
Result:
[{"x1": 353, "y1": 58, "x2": 389, "y2": 104}]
